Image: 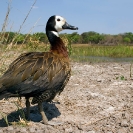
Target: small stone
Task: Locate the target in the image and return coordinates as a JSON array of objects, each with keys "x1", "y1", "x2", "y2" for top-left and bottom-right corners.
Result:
[
  {"x1": 121, "y1": 119, "x2": 129, "y2": 127},
  {"x1": 20, "y1": 128, "x2": 27, "y2": 132},
  {"x1": 130, "y1": 119, "x2": 133, "y2": 127},
  {"x1": 34, "y1": 129, "x2": 44, "y2": 133},
  {"x1": 88, "y1": 131, "x2": 95, "y2": 133},
  {"x1": 65, "y1": 127, "x2": 73, "y2": 132},
  {"x1": 29, "y1": 127, "x2": 35, "y2": 132},
  {"x1": 7, "y1": 126, "x2": 14, "y2": 131},
  {"x1": 130, "y1": 119, "x2": 133, "y2": 124},
  {"x1": 0, "y1": 130, "x2": 3, "y2": 133},
  {"x1": 118, "y1": 128, "x2": 127, "y2": 133},
  {"x1": 97, "y1": 78, "x2": 102, "y2": 82}
]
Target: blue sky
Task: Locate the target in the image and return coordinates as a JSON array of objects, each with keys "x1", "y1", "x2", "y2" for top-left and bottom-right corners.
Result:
[{"x1": 0, "y1": 0, "x2": 133, "y2": 35}]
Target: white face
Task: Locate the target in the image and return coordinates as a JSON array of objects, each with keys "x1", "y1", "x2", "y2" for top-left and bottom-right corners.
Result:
[{"x1": 54, "y1": 16, "x2": 66, "y2": 32}]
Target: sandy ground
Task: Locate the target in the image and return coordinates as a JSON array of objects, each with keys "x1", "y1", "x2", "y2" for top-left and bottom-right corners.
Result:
[{"x1": 0, "y1": 62, "x2": 133, "y2": 133}]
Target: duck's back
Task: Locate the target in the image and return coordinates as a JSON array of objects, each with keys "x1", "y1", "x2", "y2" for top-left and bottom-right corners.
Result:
[{"x1": 0, "y1": 52, "x2": 71, "y2": 102}]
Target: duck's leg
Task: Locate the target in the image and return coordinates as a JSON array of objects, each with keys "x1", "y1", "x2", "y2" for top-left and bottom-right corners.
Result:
[
  {"x1": 25, "y1": 97, "x2": 30, "y2": 120},
  {"x1": 38, "y1": 102, "x2": 63, "y2": 125},
  {"x1": 38, "y1": 102, "x2": 48, "y2": 124}
]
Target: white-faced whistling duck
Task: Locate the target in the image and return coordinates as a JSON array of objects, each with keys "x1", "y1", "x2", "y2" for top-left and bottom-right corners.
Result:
[{"x1": 0, "y1": 15, "x2": 78, "y2": 124}]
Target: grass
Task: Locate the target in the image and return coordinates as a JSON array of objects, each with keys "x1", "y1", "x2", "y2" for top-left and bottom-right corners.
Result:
[
  {"x1": 0, "y1": 112, "x2": 9, "y2": 126},
  {"x1": 1, "y1": 43, "x2": 133, "y2": 76},
  {"x1": 2, "y1": 43, "x2": 133, "y2": 58},
  {"x1": 1, "y1": 44, "x2": 133, "y2": 66},
  {"x1": 0, "y1": 98, "x2": 30, "y2": 127},
  {"x1": 71, "y1": 44, "x2": 133, "y2": 57},
  {"x1": 69, "y1": 44, "x2": 133, "y2": 62}
]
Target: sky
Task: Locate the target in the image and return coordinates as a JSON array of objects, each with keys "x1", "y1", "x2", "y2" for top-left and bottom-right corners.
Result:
[{"x1": 0, "y1": 0, "x2": 133, "y2": 35}]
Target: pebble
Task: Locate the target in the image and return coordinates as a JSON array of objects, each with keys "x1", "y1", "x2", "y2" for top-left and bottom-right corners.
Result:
[
  {"x1": 7, "y1": 126, "x2": 14, "y2": 131},
  {"x1": 65, "y1": 127, "x2": 73, "y2": 132},
  {"x1": 88, "y1": 131, "x2": 95, "y2": 133},
  {"x1": 121, "y1": 119, "x2": 129, "y2": 127},
  {"x1": 29, "y1": 127, "x2": 35, "y2": 132},
  {"x1": 130, "y1": 119, "x2": 133, "y2": 124},
  {"x1": 0, "y1": 130, "x2": 3, "y2": 133},
  {"x1": 97, "y1": 78, "x2": 102, "y2": 82},
  {"x1": 20, "y1": 128, "x2": 27, "y2": 132}
]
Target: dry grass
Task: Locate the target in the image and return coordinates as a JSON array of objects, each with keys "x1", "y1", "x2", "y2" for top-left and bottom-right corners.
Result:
[{"x1": 71, "y1": 44, "x2": 91, "y2": 47}]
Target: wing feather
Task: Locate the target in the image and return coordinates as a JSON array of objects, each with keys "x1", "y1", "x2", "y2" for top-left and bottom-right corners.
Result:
[
  {"x1": 33, "y1": 69, "x2": 43, "y2": 81},
  {"x1": 0, "y1": 52, "x2": 71, "y2": 98}
]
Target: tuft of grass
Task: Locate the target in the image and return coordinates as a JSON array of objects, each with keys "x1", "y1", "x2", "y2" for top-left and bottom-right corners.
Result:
[
  {"x1": 0, "y1": 98, "x2": 29, "y2": 127},
  {"x1": 14, "y1": 101, "x2": 26, "y2": 121},
  {"x1": 0, "y1": 112, "x2": 9, "y2": 126},
  {"x1": 116, "y1": 75, "x2": 127, "y2": 80},
  {"x1": 11, "y1": 116, "x2": 31, "y2": 127}
]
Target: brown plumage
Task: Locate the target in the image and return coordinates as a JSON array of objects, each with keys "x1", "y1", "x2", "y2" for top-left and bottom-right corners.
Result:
[{"x1": 0, "y1": 15, "x2": 78, "y2": 124}]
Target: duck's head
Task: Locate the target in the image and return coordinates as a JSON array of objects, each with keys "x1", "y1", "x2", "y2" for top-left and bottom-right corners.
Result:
[{"x1": 46, "y1": 15, "x2": 78, "y2": 36}]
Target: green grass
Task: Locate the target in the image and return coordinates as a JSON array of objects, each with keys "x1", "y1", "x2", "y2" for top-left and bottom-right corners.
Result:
[
  {"x1": 71, "y1": 45, "x2": 133, "y2": 58},
  {"x1": 69, "y1": 44, "x2": 133, "y2": 62},
  {"x1": 1, "y1": 44, "x2": 133, "y2": 58},
  {"x1": 1, "y1": 44, "x2": 133, "y2": 66}
]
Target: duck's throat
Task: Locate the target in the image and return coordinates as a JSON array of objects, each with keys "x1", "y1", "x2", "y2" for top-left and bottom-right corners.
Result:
[{"x1": 47, "y1": 31, "x2": 68, "y2": 57}]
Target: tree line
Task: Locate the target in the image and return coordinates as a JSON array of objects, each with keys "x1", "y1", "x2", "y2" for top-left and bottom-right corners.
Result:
[{"x1": 0, "y1": 31, "x2": 133, "y2": 45}]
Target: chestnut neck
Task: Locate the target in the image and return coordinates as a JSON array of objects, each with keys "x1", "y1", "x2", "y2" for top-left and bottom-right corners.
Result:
[{"x1": 46, "y1": 30, "x2": 68, "y2": 57}]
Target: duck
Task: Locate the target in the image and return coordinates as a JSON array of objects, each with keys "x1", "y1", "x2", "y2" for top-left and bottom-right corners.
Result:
[{"x1": 0, "y1": 15, "x2": 78, "y2": 124}]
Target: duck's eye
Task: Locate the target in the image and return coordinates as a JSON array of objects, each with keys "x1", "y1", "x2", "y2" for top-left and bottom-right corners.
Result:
[{"x1": 57, "y1": 18, "x2": 60, "y2": 21}]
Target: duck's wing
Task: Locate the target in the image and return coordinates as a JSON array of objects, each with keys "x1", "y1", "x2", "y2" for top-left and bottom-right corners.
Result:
[{"x1": 0, "y1": 52, "x2": 70, "y2": 98}]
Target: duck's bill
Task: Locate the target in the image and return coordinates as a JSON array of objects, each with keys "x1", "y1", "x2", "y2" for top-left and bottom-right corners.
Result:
[{"x1": 62, "y1": 22, "x2": 78, "y2": 30}]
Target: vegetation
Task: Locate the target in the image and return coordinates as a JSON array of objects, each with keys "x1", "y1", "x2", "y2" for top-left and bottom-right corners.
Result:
[
  {"x1": 1, "y1": 31, "x2": 133, "y2": 46},
  {"x1": 1, "y1": 43, "x2": 133, "y2": 62},
  {"x1": 71, "y1": 45, "x2": 133, "y2": 57}
]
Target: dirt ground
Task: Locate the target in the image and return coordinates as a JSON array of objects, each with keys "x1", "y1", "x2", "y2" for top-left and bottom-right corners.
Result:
[{"x1": 0, "y1": 62, "x2": 133, "y2": 133}]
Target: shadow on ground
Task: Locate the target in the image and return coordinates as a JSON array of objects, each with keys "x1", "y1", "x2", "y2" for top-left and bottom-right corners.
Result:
[{"x1": 0, "y1": 102, "x2": 61, "y2": 127}]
